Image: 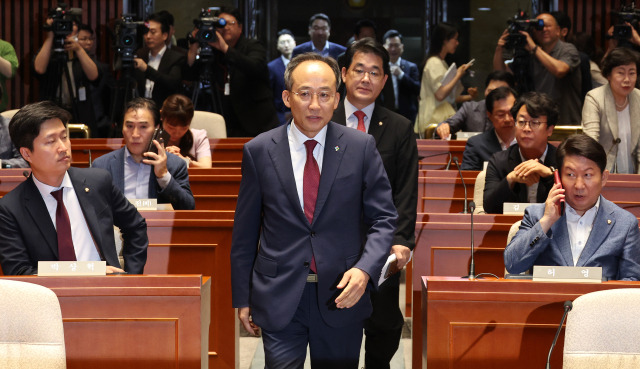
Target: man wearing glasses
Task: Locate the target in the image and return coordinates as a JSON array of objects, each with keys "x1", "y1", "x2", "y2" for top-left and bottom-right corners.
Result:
[
  {"x1": 332, "y1": 38, "x2": 417, "y2": 369},
  {"x1": 230, "y1": 52, "x2": 397, "y2": 368},
  {"x1": 483, "y1": 92, "x2": 559, "y2": 214}
]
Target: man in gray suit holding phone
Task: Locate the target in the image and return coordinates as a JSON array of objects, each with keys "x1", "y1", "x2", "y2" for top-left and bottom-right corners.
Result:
[{"x1": 505, "y1": 134, "x2": 640, "y2": 281}]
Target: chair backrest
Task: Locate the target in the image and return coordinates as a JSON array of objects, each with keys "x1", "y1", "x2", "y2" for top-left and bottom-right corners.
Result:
[
  {"x1": 564, "y1": 288, "x2": 640, "y2": 369},
  {"x1": 0, "y1": 109, "x2": 19, "y2": 121},
  {"x1": 472, "y1": 170, "x2": 486, "y2": 214},
  {"x1": 504, "y1": 220, "x2": 522, "y2": 277},
  {"x1": 0, "y1": 279, "x2": 66, "y2": 369},
  {"x1": 190, "y1": 111, "x2": 227, "y2": 138}
]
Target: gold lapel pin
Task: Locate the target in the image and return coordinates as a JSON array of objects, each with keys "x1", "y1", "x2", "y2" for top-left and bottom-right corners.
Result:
[
  {"x1": 85, "y1": 187, "x2": 90, "y2": 193},
  {"x1": 378, "y1": 121, "x2": 383, "y2": 126},
  {"x1": 607, "y1": 219, "x2": 612, "y2": 225}
]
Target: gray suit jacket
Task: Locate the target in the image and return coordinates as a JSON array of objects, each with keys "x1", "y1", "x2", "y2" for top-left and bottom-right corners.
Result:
[
  {"x1": 504, "y1": 196, "x2": 640, "y2": 281},
  {"x1": 581, "y1": 84, "x2": 640, "y2": 173},
  {"x1": 92, "y1": 148, "x2": 195, "y2": 210},
  {"x1": 438, "y1": 99, "x2": 492, "y2": 138}
]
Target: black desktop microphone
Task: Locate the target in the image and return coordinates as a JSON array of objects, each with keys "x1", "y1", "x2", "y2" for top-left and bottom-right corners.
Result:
[
  {"x1": 453, "y1": 157, "x2": 468, "y2": 214},
  {"x1": 606, "y1": 138, "x2": 621, "y2": 173},
  {"x1": 546, "y1": 300, "x2": 573, "y2": 369},
  {"x1": 419, "y1": 152, "x2": 452, "y2": 170},
  {"x1": 468, "y1": 201, "x2": 476, "y2": 280}
]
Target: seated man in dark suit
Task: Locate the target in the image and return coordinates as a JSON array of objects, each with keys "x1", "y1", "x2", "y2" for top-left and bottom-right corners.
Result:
[
  {"x1": 0, "y1": 101, "x2": 148, "y2": 275},
  {"x1": 461, "y1": 86, "x2": 517, "y2": 170},
  {"x1": 483, "y1": 92, "x2": 558, "y2": 214},
  {"x1": 505, "y1": 134, "x2": 640, "y2": 281},
  {"x1": 292, "y1": 13, "x2": 346, "y2": 60},
  {"x1": 92, "y1": 98, "x2": 195, "y2": 210},
  {"x1": 133, "y1": 12, "x2": 185, "y2": 108},
  {"x1": 436, "y1": 70, "x2": 515, "y2": 139},
  {"x1": 383, "y1": 29, "x2": 420, "y2": 123},
  {"x1": 268, "y1": 29, "x2": 296, "y2": 125}
]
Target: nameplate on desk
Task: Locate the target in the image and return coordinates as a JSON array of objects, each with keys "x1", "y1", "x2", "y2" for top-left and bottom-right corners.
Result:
[
  {"x1": 503, "y1": 202, "x2": 534, "y2": 215},
  {"x1": 455, "y1": 131, "x2": 481, "y2": 140},
  {"x1": 532, "y1": 265, "x2": 602, "y2": 283},
  {"x1": 38, "y1": 261, "x2": 106, "y2": 276},
  {"x1": 130, "y1": 198, "x2": 158, "y2": 210}
]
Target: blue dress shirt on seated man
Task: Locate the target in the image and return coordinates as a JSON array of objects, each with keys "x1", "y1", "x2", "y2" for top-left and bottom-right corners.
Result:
[
  {"x1": 505, "y1": 134, "x2": 640, "y2": 281},
  {"x1": 92, "y1": 98, "x2": 195, "y2": 210}
]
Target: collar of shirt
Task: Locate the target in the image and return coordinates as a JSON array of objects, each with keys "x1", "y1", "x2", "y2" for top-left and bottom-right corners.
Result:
[
  {"x1": 495, "y1": 131, "x2": 517, "y2": 150},
  {"x1": 389, "y1": 57, "x2": 402, "y2": 68},
  {"x1": 148, "y1": 45, "x2": 167, "y2": 63},
  {"x1": 289, "y1": 119, "x2": 327, "y2": 155},
  {"x1": 288, "y1": 121, "x2": 327, "y2": 211},
  {"x1": 124, "y1": 146, "x2": 152, "y2": 199},
  {"x1": 281, "y1": 55, "x2": 290, "y2": 67},
  {"x1": 566, "y1": 196, "x2": 600, "y2": 223},
  {"x1": 344, "y1": 98, "x2": 375, "y2": 132},
  {"x1": 32, "y1": 171, "x2": 73, "y2": 197},
  {"x1": 312, "y1": 41, "x2": 330, "y2": 55}
]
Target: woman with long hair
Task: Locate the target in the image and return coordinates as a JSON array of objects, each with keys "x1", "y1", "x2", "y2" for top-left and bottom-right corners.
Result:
[{"x1": 161, "y1": 94, "x2": 212, "y2": 168}]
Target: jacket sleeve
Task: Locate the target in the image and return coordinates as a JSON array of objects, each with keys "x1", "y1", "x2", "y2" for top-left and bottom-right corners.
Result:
[{"x1": 503, "y1": 207, "x2": 551, "y2": 274}]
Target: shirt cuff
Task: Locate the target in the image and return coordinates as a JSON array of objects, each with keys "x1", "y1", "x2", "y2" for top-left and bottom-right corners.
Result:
[{"x1": 156, "y1": 171, "x2": 172, "y2": 190}]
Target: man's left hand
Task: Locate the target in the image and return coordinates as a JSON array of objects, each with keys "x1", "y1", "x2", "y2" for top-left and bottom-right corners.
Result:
[
  {"x1": 518, "y1": 30, "x2": 536, "y2": 52},
  {"x1": 142, "y1": 139, "x2": 168, "y2": 178},
  {"x1": 391, "y1": 245, "x2": 411, "y2": 269},
  {"x1": 208, "y1": 30, "x2": 229, "y2": 53},
  {"x1": 133, "y1": 57, "x2": 147, "y2": 72},
  {"x1": 335, "y1": 268, "x2": 370, "y2": 309}
]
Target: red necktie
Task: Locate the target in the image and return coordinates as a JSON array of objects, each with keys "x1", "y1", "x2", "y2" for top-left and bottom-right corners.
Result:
[
  {"x1": 303, "y1": 140, "x2": 319, "y2": 273},
  {"x1": 51, "y1": 189, "x2": 76, "y2": 261},
  {"x1": 354, "y1": 110, "x2": 366, "y2": 132}
]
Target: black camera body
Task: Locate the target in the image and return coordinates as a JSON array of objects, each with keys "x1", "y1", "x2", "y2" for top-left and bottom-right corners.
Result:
[
  {"x1": 114, "y1": 14, "x2": 146, "y2": 67},
  {"x1": 190, "y1": 9, "x2": 226, "y2": 58},
  {"x1": 505, "y1": 11, "x2": 544, "y2": 50},
  {"x1": 46, "y1": 3, "x2": 82, "y2": 54},
  {"x1": 611, "y1": 4, "x2": 640, "y2": 41}
]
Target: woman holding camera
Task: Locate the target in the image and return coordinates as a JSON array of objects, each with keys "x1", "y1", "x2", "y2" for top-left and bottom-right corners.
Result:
[
  {"x1": 415, "y1": 22, "x2": 475, "y2": 138},
  {"x1": 582, "y1": 47, "x2": 640, "y2": 173},
  {"x1": 161, "y1": 94, "x2": 212, "y2": 168}
]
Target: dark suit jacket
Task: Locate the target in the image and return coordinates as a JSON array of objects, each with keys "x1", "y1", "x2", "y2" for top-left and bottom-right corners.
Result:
[
  {"x1": 134, "y1": 47, "x2": 185, "y2": 108},
  {"x1": 460, "y1": 128, "x2": 503, "y2": 170},
  {"x1": 332, "y1": 102, "x2": 418, "y2": 250},
  {"x1": 505, "y1": 196, "x2": 640, "y2": 281},
  {"x1": 267, "y1": 57, "x2": 289, "y2": 125},
  {"x1": 439, "y1": 99, "x2": 492, "y2": 137},
  {"x1": 483, "y1": 143, "x2": 557, "y2": 214},
  {"x1": 0, "y1": 167, "x2": 148, "y2": 275},
  {"x1": 292, "y1": 41, "x2": 346, "y2": 60},
  {"x1": 395, "y1": 58, "x2": 420, "y2": 123},
  {"x1": 230, "y1": 122, "x2": 398, "y2": 332},
  {"x1": 92, "y1": 148, "x2": 195, "y2": 210}
]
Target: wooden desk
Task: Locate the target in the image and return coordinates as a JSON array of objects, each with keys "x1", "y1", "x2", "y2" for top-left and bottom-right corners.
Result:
[
  {"x1": 421, "y1": 277, "x2": 640, "y2": 369},
  {"x1": 2, "y1": 275, "x2": 210, "y2": 369}
]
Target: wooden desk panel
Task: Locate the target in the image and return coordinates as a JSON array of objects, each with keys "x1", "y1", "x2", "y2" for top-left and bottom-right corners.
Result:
[
  {"x1": 1, "y1": 275, "x2": 209, "y2": 369},
  {"x1": 421, "y1": 277, "x2": 640, "y2": 369}
]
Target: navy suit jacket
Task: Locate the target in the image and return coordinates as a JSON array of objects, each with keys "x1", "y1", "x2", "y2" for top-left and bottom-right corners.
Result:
[
  {"x1": 460, "y1": 128, "x2": 503, "y2": 170},
  {"x1": 267, "y1": 57, "x2": 289, "y2": 125},
  {"x1": 395, "y1": 58, "x2": 420, "y2": 123},
  {"x1": 0, "y1": 167, "x2": 148, "y2": 275},
  {"x1": 332, "y1": 102, "x2": 418, "y2": 250},
  {"x1": 505, "y1": 197, "x2": 640, "y2": 281},
  {"x1": 230, "y1": 122, "x2": 397, "y2": 332},
  {"x1": 292, "y1": 41, "x2": 346, "y2": 60},
  {"x1": 483, "y1": 143, "x2": 557, "y2": 214},
  {"x1": 92, "y1": 148, "x2": 195, "y2": 210}
]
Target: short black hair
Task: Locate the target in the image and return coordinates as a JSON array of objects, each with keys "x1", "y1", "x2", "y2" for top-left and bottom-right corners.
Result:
[
  {"x1": 285, "y1": 53, "x2": 341, "y2": 91},
  {"x1": 601, "y1": 47, "x2": 640, "y2": 79},
  {"x1": 556, "y1": 134, "x2": 607, "y2": 173},
  {"x1": 354, "y1": 19, "x2": 377, "y2": 37},
  {"x1": 219, "y1": 6, "x2": 243, "y2": 25},
  {"x1": 342, "y1": 37, "x2": 391, "y2": 76},
  {"x1": 550, "y1": 11, "x2": 571, "y2": 33},
  {"x1": 147, "y1": 12, "x2": 170, "y2": 34},
  {"x1": 382, "y1": 29, "x2": 403, "y2": 43},
  {"x1": 277, "y1": 29, "x2": 295, "y2": 38},
  {"x1": 485, "y1": 70, "x2": 516, "y2": 89},
  {"x1": 510, "y1": 91, "x2": 559, "y2": 127},
  {"x1": 155, "y1": 10, "x2": 174, "y2": 27},
  {"x1": 124, "y1": 98, "x2": 160, "y2": 127},
  {"x1": 308, "y1": 13, "x2": 331, "y2": 28},
  {"x1": 485, "y1": 86, "x2": 517, "y2": 113},
  {"x1": 77, "y1": 23, "x2": 94, "y2": 35},
  {"x1": 9, "y1": 101, "x2": 71, "y2": 152}
]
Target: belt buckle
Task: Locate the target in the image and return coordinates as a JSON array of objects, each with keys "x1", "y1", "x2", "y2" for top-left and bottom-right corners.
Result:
[{"x1": 306, "y1": 274, "x2": 318, "y2": 283}]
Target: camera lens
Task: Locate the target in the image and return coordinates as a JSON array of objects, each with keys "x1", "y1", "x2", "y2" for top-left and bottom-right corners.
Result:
[
  {"x1": 202, "y1": 31, "x2": 213, "y2": 41},
  {"x1": 122, "y1": 35, "x2": 134, "y2": 46}
]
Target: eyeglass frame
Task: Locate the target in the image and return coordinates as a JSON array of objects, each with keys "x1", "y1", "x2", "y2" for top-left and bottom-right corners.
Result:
[
  {"x1": 515, "y1": 118, "x2": 547, "y2": 129},
  {"x1": 349, "y1": 67, "x2": 383, "y2": 81},
  {"x1": 290, "y1": 89, "x2": 336, "y2": 103}
]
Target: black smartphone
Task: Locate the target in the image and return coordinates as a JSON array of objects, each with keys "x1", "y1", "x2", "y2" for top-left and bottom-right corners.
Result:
[{"x1": 144, "y1": 127, "x2": 169, "y2": 159}]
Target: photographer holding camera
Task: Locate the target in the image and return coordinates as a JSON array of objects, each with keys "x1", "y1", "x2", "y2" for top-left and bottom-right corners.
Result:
[
  {"x1": 186, "y1": 6, "x2": 278, "y2": 137},
  {"x1": 33, "y1": 6, "x2": 111, "y2": 134},
  {"x1": 493, "y1": 12, "x2": 582, "y2": 125}
]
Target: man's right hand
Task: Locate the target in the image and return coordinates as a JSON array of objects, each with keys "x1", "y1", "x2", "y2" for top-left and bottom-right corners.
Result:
[
  {"x1": 496, "y1": 29, "x2": 509, "y2": 48},
  {"x1": 238, "y1": 307, "x2": 260, "y2": 336},
  {"x1": 436, "y1": 123, "x2": 451, "y2": 140},
  {"x1": 539, "y1": 182, "x2": 565, "y2": 232}
]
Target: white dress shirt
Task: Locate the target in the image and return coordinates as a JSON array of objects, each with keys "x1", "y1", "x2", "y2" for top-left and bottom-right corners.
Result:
[
  {"x1": 32, "y1": 172, "x2": 101, "y2": 261},
  {"x1": 289, "y1": 121, "x2": 327, "y2": 211},
  {"x1": 565, "y1": 197, "x2": 600, "y2": 265},
  {"x1": 145, "y1": 45, "x2": 167, "y2": 98},
  {"x1": 344, "y1": 98, "x2": 375, "y2": 133},
  {"x1": 389, "y1": 57, "x2": 404, "y2": 109}
]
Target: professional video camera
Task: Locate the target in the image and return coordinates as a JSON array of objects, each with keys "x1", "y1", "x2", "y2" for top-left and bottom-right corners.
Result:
[
  {"x1": 44, "y1": 3, "x2": 82, "y2": 54},
  {"x1": 188, "y1": 8, "x2": 226, "y2": 58},
  {"x1": 505, "y1": 10, "x2": 544, "y2": 50},
  {"x1": 611, "y1": 2, "x2": 640, "y2": 41},
  {"x1": 114, "y1": 14, "x2": 146, "y2": 68}
]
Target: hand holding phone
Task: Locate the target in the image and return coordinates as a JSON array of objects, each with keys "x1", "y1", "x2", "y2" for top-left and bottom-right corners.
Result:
[{"x1": 552, "y1": 167, "x2": 564, "y2": 215}]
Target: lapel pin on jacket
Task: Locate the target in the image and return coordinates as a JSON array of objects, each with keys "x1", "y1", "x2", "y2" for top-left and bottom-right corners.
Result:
[
  {"x1": 378, "y1": 121, "x2": 383, "y2": 126},
  {"x1": 607, "y1": 219, "x2": 612, "y2": 225},
  {"x1": 335, "y1": 146, "x2": 339, "y2": 151},
  {"x1": 85, "y1": 187, "x2": 90, "y2": 193}
]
